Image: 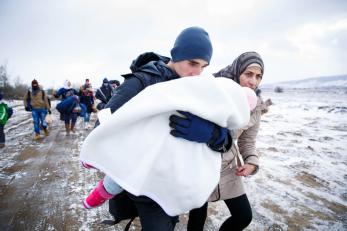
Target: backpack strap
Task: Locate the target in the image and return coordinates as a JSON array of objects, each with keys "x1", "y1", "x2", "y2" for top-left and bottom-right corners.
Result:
[
  {"x1": 124, "y1": 217, "x2": 135, "y2": 231},
  {"x1": 101, "y1": 217, "x2": 135, "y2": 231},
  {"x1": 97, "y1": 88, "x2": 107, "y2": 103}
]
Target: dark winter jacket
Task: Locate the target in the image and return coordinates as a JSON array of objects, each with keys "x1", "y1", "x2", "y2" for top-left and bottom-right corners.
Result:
[
  {"x1": 95, "y1": 84, "x2": 113, "y2": 104},
  {"x1": 55, "y1": 88, "x2": 79, "y2": 100},
  {"x1": 54, "y1": 88, "x2": 79, "y2": 114},
  {"x1": 104, "y1": 51, "x2": 231, "y2": 152},
  {"x1": 104, "y1": 52, "x2": 176, "y2": 113}
]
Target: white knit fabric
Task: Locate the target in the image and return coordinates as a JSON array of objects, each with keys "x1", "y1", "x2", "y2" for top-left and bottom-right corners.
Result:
[{"x1": 80, "y1": 74, "x2": 250, "y2": 216}]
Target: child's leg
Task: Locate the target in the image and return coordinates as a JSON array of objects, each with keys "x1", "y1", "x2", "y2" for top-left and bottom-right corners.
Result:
[
  {"x1": 103, "y1": 175, "x2": 124, "y2": 195},
  {"x1": 70, "y1": 113, "x2": 78, "y2": 132},
  {"x1": 64, "y1": 113, "x2": 71, "y2": 135},
  {"x1": 83, "y1": 177, "x2": 121, "y2": 209}
]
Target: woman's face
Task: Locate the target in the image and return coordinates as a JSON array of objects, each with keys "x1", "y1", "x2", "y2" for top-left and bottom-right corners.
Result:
[
  {"x1": 173, "y1": 59, "x2": 209, "y2": 77},
  {"x1": 239, "y1": 66, "x2": 262, "y2": 90}
]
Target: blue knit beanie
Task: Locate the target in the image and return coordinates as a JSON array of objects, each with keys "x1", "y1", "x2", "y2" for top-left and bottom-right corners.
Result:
[{"x1": 170, "y1": 27, "x2": 213, "y2": 64}]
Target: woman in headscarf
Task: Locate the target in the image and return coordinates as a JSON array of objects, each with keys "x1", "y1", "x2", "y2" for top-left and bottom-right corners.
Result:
[{"x1": 187, "y1": 51, "x2": 265, "y2": 231}]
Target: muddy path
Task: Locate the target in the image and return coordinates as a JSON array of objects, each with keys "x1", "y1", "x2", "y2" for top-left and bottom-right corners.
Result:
[
  {"x1": 0, "y1": 112, "x2": 118, "y2": 230},
  {"x1": 0, "y1": 111, "x2": 194, "y2": 231}
]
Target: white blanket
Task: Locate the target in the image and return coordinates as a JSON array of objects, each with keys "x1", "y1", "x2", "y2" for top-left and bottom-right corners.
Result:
[{"x1": 80, "y1": 74, "x2": 250, "y2": 216}]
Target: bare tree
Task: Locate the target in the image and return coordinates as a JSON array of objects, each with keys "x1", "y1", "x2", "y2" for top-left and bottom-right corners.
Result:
[
  {"x1": 0, "y1": 64, "x2": 29, "y2": 99},
  {"x1": 0, "y1": 64, "x2": 9, "y2": 88}
]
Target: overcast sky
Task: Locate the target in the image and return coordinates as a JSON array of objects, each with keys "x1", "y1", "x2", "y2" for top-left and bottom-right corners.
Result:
[{"x1": 1, "y1": 0, "x2": 346, "y2": 88}]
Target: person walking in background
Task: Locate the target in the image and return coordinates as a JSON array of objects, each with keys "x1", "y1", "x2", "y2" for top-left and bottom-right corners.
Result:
[
  {"x1": 54, "y1": 80, "x2": 80, "y2": 135},
  {"x1": 109, "y1": 79, "x2": 120, "y2": 91},
  {"x1": 187, "y1": 51, "x2": 265, "y2": 231},
  {"x1": 95, "y1": 78, "x2": 113, "y2": 110},
  {"x1": 23, "y1": 79, "x2": 50, "y2": 140},
  {"x1": 79, "y1": 79, "x2": 95, "y2": 129},
  {"x1": 0, "y1": 93, "x2": 13, "y2": 148}
]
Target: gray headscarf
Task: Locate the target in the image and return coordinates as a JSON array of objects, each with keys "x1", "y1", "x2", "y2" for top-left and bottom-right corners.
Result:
[{"x1": 213, "y1": 51, "x2": 264, "y2": 84}]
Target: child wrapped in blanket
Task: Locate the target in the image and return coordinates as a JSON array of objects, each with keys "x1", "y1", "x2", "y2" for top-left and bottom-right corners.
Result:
[{"x1": 81, "y1": 86, "x2": 257, "y2": 209}]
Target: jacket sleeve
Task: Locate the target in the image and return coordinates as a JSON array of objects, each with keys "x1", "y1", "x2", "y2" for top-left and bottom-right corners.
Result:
[
  {"x1": 54, "y1": 88, "x2": 64, "y2": 98},
  {"x1": 104, "y1": 77, "x2": 144, "y2": 113},
  {"x1": 237, "y1": 110, "x2": 261, "y2": 173},
  {"x1": 208, "y1": 132, "x2": 232, "y2": 153}
]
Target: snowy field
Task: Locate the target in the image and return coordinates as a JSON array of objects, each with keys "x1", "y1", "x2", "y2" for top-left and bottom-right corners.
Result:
[
  {"x1": 244, "y1": 89, "x2": 347, "y2": 230},
  {"x1": 0, "y1": 89, "x2": 346, "y2": 230}
]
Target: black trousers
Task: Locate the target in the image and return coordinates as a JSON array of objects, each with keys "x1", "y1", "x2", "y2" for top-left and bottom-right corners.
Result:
[
  {"x1": 188, "y1": 194, "x2": 252, "y2": 231},
  {"x1": 129, "y1": 194, "x2": 178, "y2": 231},
  {"x1": 0, "y1": 124, "x2": 5, "y2": 144}
]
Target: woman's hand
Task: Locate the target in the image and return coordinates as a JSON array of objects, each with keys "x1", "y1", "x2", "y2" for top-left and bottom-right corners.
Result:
[{"x1": 236, "y1": 164, "x2": 256, "y2": 177}]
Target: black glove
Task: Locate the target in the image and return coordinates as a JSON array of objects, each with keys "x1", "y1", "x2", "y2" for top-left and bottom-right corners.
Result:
[
  {"x1": 25, "y1": 105, "x2": 32, "y2": 112},
  {"x1": 48, "y1": 109, "x2": 52, "y2": 114}
]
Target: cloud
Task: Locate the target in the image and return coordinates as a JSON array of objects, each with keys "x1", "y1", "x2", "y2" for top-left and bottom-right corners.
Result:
[
  {"x1": 287, "y1": 17, "x2": 347, "y2": 58},
  {"x1": 1, "y1": 0, "x2": 347, "y2": 86}
]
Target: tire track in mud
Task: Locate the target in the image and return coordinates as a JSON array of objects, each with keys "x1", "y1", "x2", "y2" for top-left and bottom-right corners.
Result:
[
  {"x1": 0, "y1": 119, "x2": 63, "y2": 230},
  {"x1": 1, "y1": 114, "x2": 90, "y2": 230},
  {"x1": 0, "y1": 111, "x2": 133, "y2": 231}
]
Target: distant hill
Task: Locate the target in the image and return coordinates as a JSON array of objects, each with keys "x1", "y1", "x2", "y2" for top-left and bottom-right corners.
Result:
[{"x1": 261, "y1": 75, "x2": 347, "y2": 90}]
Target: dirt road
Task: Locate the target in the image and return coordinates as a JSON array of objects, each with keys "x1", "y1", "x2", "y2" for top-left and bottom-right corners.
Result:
[{"x1": 0, "y1": 108, "x2": 140, "y2": 230}]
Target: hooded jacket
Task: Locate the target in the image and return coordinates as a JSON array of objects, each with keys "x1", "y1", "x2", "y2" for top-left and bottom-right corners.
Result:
[
  {"x1": 96, "y1": 82, "x2": 113, "y2": 104},
  {"x1": 104, "y1": 52, "x2": 178, "y2": 113}
]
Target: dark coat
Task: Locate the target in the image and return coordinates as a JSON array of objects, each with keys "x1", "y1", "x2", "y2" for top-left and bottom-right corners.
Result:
[
  {"x1": 55, "y1": 88, "x2": 79, "y2": 100},
  {"x1": 95, "y1": 84, "x2": 113, "y2": 104},
  {"x1": 104, "y1": 52, "x2": 176, "y2": 113}
]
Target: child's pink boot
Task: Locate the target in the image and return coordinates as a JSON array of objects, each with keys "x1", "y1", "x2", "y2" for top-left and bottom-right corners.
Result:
[{"x1": 83, "y1": 180, "x2": 114, "y2": 209}]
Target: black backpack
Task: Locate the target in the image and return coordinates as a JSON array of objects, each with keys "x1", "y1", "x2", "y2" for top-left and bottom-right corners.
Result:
[{"x1": 102, "y1": 191, "x2": 138, "y2": 231}]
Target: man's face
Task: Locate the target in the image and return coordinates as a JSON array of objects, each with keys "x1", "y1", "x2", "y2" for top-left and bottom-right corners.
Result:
[{"x1": 173, "y1": 59, "x2": 209, "y2": 77}]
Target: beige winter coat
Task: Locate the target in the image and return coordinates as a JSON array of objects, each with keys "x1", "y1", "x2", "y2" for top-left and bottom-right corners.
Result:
[{"x1": 209, "y1": 96, "x2": 262, "y2": 201}]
